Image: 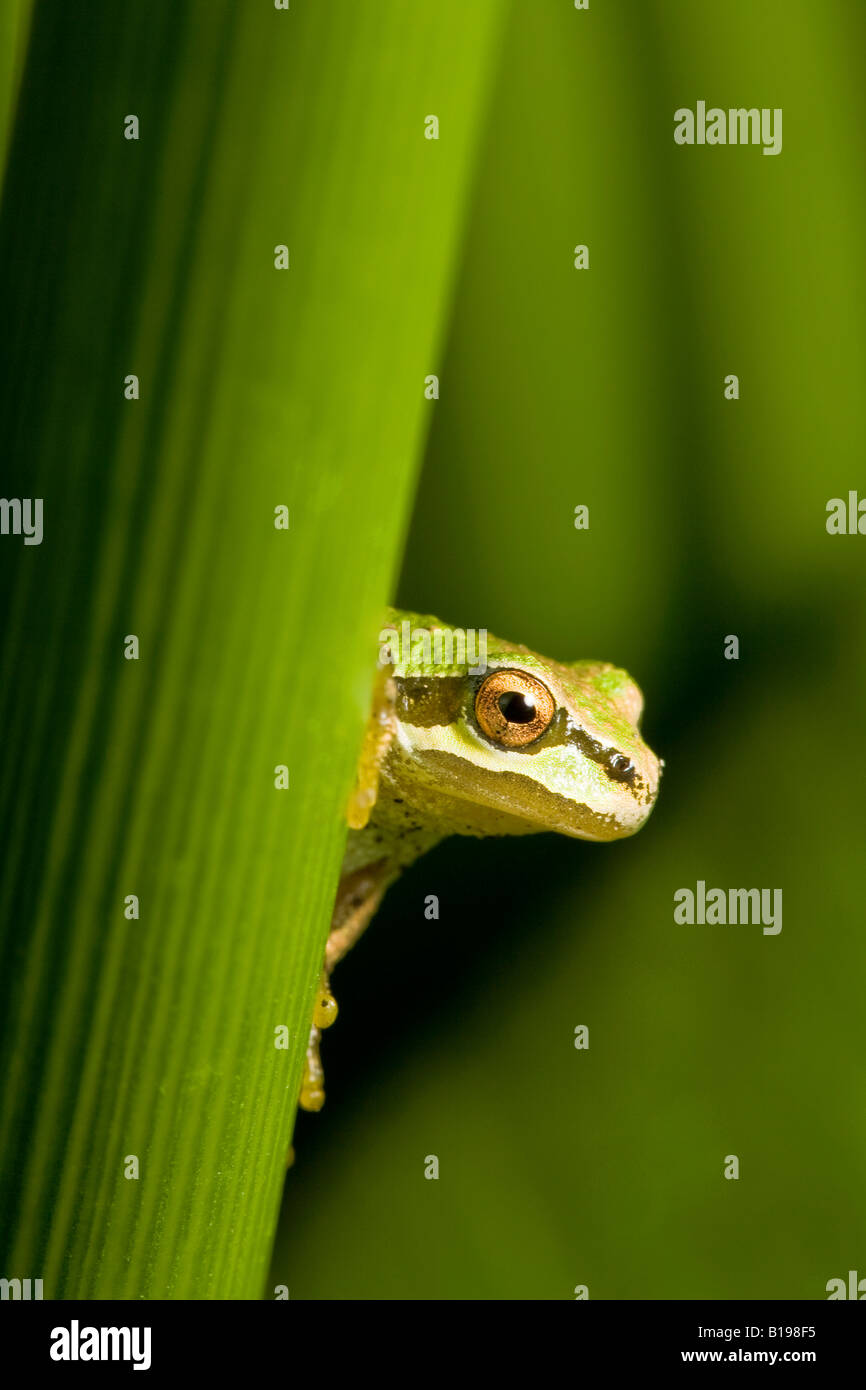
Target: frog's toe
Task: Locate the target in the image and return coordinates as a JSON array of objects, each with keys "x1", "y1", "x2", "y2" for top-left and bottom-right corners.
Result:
[{"x1": 313, "y1": 983, "x2": 338, "y2": 1030}]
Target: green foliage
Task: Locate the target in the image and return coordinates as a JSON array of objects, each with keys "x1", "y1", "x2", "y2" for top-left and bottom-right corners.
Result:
[{"x1": 0, "y1": 0, "x2": 503, "y2": 1298}]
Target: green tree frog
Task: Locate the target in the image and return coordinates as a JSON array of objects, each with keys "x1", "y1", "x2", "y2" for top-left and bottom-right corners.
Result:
[{"x1": 300, "y1": 608, "x2": 661, "y2": 1111}]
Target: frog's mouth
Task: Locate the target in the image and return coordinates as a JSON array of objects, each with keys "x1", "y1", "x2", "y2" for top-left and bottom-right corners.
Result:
[{"x1": 411, "y1": 747, "x2": 658, "y2": 842}]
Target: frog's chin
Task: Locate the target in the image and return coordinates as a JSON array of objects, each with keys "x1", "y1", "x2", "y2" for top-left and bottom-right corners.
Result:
[
  {"x1": 483, "y1": 792, "x2": 653, "y2": 843},
  {"x1": 401, "y1": 748, "x2": 655, "y2": 843},
  {"x1": 449, "y1": 791, "x2": 651, "y2": 843}
]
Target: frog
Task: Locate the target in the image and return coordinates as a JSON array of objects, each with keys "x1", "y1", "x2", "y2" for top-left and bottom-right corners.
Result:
[{"x1": 298, "y1": 608, "x2": 662, "y2": 1112}]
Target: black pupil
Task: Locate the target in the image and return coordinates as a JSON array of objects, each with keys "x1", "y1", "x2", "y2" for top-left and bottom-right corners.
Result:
[{"x1": 498, "y1": 691, "x2": 536, "y2": 724}]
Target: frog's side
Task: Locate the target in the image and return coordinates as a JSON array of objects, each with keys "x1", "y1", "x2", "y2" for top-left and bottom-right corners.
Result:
[{"x1": 299, "y1": 608, "x2": 662, "y2": 1111}]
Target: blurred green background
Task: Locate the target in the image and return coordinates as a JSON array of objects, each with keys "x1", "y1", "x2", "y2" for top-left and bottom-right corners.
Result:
[{"x1": 271, "y1": 0, "x2": 866, "y2": 1298}]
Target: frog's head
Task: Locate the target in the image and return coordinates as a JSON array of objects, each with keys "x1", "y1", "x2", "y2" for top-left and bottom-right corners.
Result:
[{"x1": 385, "y1": 622, "x2": 662, "y2": 843}]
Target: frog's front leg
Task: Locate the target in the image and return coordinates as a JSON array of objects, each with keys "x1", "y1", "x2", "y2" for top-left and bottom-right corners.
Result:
[
  {"x1": 298, "y1": 860, "x2": 395, "y2": 1112},
  {"x1": 298, "y1": 666, "x2": 400, "y2": 1113}
]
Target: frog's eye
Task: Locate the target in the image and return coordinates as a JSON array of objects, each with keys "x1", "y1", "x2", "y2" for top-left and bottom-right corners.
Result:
[{"x1": 474, "y1": 669, "x2": 556, "y2": 748}]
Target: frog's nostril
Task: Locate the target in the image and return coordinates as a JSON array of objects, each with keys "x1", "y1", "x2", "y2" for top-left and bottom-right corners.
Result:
[{"x1": 609, "y1": 754, "x2": 636, "y2": 783}]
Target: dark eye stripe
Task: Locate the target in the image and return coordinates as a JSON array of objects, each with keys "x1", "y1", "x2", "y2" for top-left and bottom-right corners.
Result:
[
  {"x1": 394, "y1": 676, "x2": 465, "y2": 728},
  {"x1": 394, "y1": 675, "x2": 646, "y2": 800},
  {"x1": 568, "y1": 726, "x2": 643, "y2": 792}
]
